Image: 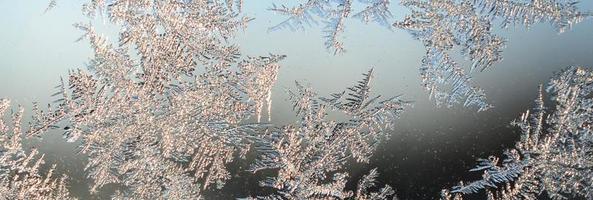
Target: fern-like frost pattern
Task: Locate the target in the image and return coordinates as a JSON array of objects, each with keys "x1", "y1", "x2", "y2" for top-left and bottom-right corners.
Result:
[
  {"x1": 4, "y1": 0, "x2": 592, "y2": 199},
  {"x1": 0, "y1": 99, "x2": 73, "y2": 200},
  {"x1": 444, "y1": 66, "x2": 593, "y2": 200},
  {"x1": 248, "y1": 69, "x2": 407, "y2": 199},
  {"x1": 396, "y1": 0, "x2": 589, "y2": 110},
  {"x1": 269, "y1": 0, "x2": 393, "y2": 54}
]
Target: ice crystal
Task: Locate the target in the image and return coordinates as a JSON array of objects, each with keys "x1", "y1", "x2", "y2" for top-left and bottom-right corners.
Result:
[
  {"x1": 30, "y1": 0, "x2": 284, "y2": 198},
  {"x1": 248, "y1": 69, "x2": 407, "y2": 199},
  {"x1": 12, "y1": 0, "x2": 592, "y2": 199},
  {"x1": 355, "y1": 168, "x2": 398, "y2": 200},
  {"x1": 44, "y1": 0, "x2": 57, "y2": 13},
  {"x1": 30, "y1": 0, "x2": 408, "y2": 198},
  {"x1": 421, "y1": 48, "x2": 491, "y2": 112},
  {"x1": 395, "y1": 0, "x2": 590, "y2": 111},
  {"x1": 0, "y1": 99, "x2": 73, "y2": 200},
  {"x1": 269, "y1": 0, "x2": 589, "y2": 111},
  {"x1": 269, "y1": 0, "x2": 393, "y2": 54},
  {"x1": 443, "y1": 66, "x2": 593, "y2": 200}
]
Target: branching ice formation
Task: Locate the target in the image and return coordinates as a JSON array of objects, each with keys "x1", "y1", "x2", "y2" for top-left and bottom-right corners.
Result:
[
  {"x1": 269, "y1": 0, "x2": 393, "y2": 54},
  {"x1": 395, "y1": 0, "x2": 590, "y2": 111},
  {"x1": 30, "y1": 0, "x2": 284, "y2": 198},
  {"x1": 44, "y1": 0, "x2": 57, "y2": 13},
  {"x1": 247, "y1": 69, "x2": 408, "y2": 199},
  {"x1": 0, "y1": 99, "x2": 73, "y2": 200},
  {"x1": 27, "y1": 0, "x2": 408, "y2": 198},
  {"x1": 8, "y1": 0, "x2": 593, "y2": 199},
  {"x1": 268, "y1": 0, "x2": 590, "y2": 111},
  {"x1": 443, "y1": 66, "x2": 593, "y2": 200}
]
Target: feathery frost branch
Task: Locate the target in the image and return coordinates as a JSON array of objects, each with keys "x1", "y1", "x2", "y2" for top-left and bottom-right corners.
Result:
[
  {"x1": 29, "y1": 0, "x2": 285, "y2": 198},
  {"x1": 0, "y1": 99, "x2": 73, "y2": 200},
  {"x1": 396, "y1": 0, "x2": 590, "y2": 111},
  {"x1": 247, "y1": 69, "x2": 408, "y2": 199},
  {"x1": 268, "y1": 0, "x2": 393, "y2": 54},
  {"x1": 443, "y1": 66, "x2": 593, "y2": 200}
]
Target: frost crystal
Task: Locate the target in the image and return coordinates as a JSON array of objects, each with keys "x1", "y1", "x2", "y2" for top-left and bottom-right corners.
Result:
[
  {"x1": 10, "y1": 0, "x2": 591, "y2": 199},
  {"x1": 29, "y1": 0, "x2": 408, "y2": 198},
  {"x1": 421, "y1": 48, "x2": 492, "y2": 112},
  {"x1": 44, "y1": 0, "x2": 57, "y2": 13},
  {"x1": 0, "y1": 99, "x2": 73, "y2": 200},
  {"x1": 248, "y1": 69, "x2": 407, "y2": 199},
  {"x1": 269, "y1": 0, "x2": 393, "y2": 54},
  {"x1": 269, "y1": 0, "x2": 589, "y2": 111},
  {"x1": 443, "y1": 66, "x2": 593, "y2": 200},
  {"x1": 31, "y1": 0, "x2": 284, "y2": 198},
  {"x1": 396, "y1": 0, "x2": 589, "y2": 111}
]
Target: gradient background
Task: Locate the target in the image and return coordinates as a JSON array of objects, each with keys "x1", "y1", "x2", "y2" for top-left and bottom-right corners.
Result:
[{"x1": 1, "y1": 1, "x2": 593, "y2": 199}]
